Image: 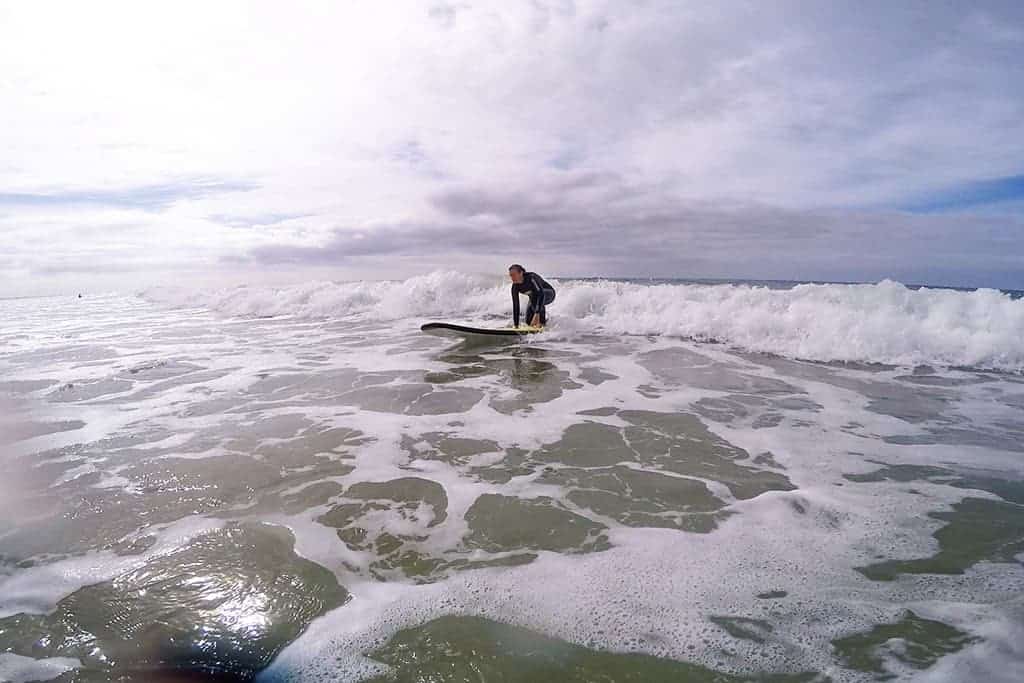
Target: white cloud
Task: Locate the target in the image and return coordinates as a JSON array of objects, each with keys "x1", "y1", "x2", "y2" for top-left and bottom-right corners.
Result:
[{"x1": 1, "y1": 1, "x2": 1022, "y2": 295}]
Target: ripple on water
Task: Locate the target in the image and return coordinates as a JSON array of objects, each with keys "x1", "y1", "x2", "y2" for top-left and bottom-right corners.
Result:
[{"x1": 0, "y1": 523, "x2": 347, "y2": 680}]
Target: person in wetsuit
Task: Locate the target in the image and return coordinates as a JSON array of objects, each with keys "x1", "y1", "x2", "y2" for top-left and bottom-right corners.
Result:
[{"x1": 509, "y1": 264, "x2": 555, "y2": 328}]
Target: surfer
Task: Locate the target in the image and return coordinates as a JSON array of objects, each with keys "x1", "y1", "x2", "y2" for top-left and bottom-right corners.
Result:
[{"x1": 509, "y1": 264, "x2": 555, "y2": 328}]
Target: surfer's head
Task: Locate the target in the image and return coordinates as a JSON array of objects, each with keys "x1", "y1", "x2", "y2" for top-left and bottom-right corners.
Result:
[{"x1": 508, "y1": 264, "x2": 525, "y2": 284}]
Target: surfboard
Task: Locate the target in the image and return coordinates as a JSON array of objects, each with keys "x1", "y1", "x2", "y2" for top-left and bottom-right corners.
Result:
[{"x1": 420, "y1": 322, "x2": 543, "y2": 339}]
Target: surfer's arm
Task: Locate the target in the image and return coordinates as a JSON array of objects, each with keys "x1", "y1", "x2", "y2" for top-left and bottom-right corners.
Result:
[{"x1": 511, "y1": 285, "x2": 520, "y2": 326}]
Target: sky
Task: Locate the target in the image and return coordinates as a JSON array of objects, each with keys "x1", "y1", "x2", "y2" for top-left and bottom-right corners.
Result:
[{"x1": 1, "y1": 0, "x2": 1023, "y2": 297}]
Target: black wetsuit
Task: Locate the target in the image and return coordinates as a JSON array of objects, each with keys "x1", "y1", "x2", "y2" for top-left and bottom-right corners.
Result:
[{"x1": 512, "y1": 272, "x2": 556, "y2": 326}]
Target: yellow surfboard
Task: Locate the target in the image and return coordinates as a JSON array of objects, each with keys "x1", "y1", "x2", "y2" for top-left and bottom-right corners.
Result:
[{"x1": 420, "y1": 322, "x2": 543, "y2": 339}]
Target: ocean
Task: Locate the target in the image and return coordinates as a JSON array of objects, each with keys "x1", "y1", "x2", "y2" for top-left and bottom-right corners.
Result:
[{"x1": 1, "y1": 272, "x2": 1022, "y2": 682}]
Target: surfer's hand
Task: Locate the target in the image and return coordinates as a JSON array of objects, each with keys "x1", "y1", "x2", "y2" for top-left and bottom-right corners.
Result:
[{"x1": 530, "y1": 314, "x2": 541, "y2": 327}]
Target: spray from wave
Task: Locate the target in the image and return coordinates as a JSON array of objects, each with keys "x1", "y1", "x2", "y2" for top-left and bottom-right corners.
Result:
[{"x1": 141, "y1": 271, "x2": 1024, "y2": 372}]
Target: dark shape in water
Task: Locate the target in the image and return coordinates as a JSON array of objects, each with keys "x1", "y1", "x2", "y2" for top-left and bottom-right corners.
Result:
[
  {"x1": 366, "y1": 615, "x2": 825, "y2": 682},
  {"x1": 756, "y1": 590, "x2": 788, "y2": 600},
  {"x1": 539, "y1": 465, "x2": 732, "y2": 533},
  {"x1": 318, "y1": 477, "x2": 457, "y2": 582},
  {"x1": 618, "y1": 411, "x2": 796, "y2": 500},
  {"x1": 832, "y1": 610, "x2": 976, "y2": 678},
  {"x1": 710, "y1": 616, "x2": 775, "y2": 644},
  {"x1": 0, "y1": 418, "x2": 85, "y2": 445},
  {"x1": 844, "y1": 462, "x2": 1024, "y2": 505},
  {"x1": 464, "y1": 493, "x2": 611, "y2": 554},
  {"x1": 856, "y1": 497, "x2": 1024, "y2": 581},
  {"x1": 0, "y1": 523, "x2": 348, "y2": 681},
  {"x1": 638, "y1": 348, "x2": 803, "y2": 396}
]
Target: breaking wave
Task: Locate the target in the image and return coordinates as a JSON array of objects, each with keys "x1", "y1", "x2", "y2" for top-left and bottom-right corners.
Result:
[{"x1": 141, "y1": 271, "x2": 1024, "y2": 372}]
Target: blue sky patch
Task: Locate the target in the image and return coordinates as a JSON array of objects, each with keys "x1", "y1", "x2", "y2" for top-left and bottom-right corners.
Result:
[
  {"x1": 903, "y1": 174, "x2": 1024, "y2": 213},
  {"x1": 0, "y1": 178, "x2": 258, "y2": 212}
]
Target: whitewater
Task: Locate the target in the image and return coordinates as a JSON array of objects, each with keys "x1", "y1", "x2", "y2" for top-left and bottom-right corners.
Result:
[
  {"x1": 144, "y1": 272, "x2": 1024, "y2": 371},
  {"x1": 1, "y1": 272, "x2": 1022, "y2": 682}
]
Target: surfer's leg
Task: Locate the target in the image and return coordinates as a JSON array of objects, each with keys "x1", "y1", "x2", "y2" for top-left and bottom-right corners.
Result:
[
  {"x1": 539, "y1": 290, "x2": 554, "y2": 325},
  {"x1": 524, "y1": 301, "x2": 536, "y2": 325}
]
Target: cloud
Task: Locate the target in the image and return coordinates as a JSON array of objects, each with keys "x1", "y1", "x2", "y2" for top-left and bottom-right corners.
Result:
[
  {"x1": 240, "y1": 172, "x2": 1024, "y2": 288},
  {"x1": 1, "y1": 1, "x2": 1023, "y2": 294},
  {"x1": 427, "y1": 2, "x2": 466, "y2": 30}
]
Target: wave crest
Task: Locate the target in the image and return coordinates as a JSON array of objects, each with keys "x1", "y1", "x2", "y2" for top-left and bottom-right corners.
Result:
[{"x1": 141, "y1": 273, "x2": 1024, "y2": 371}]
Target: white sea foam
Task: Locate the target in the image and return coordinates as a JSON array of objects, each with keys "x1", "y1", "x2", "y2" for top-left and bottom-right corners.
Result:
[
  {"x1": 5, "y1": 285, "x2": 1022, "y2": 681},
  {"x1": 0, "y1": 653, "x2": 80, "y2": 683},
  {"x1": 140, "y1": 271, "x2": 500, "y2": 322},
  {"x1": 141, "y1": 273, "x2": 1024, "y2": 372},
  {"x1": 260, "y1": 342, "x2": 1024, "y2": 682}
]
